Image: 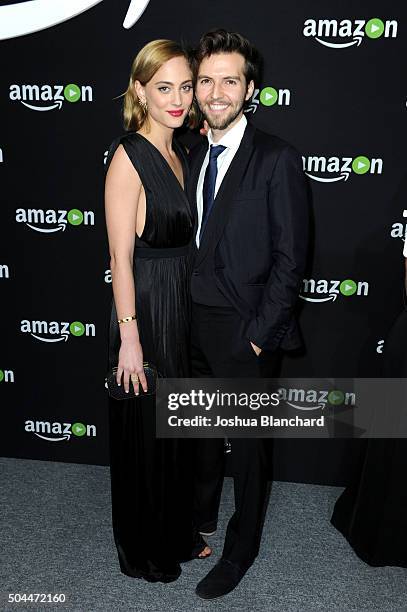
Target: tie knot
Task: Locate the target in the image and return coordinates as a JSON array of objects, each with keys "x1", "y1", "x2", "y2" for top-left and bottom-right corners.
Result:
[{"x1": 209, "y1": 144, "x2": 226, "y2": 160}]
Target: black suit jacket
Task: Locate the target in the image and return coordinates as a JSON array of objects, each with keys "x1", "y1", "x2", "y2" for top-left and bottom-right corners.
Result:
[{"x1": 187, "y1": 121, "x2": 310, "y2": 352}]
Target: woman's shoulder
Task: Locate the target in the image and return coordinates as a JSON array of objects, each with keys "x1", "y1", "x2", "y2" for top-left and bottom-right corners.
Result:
[
  {"x1": 105, "y1": 132, "x2": 144, "y2": 174},
  {"x1": 107, "y1": 131, "x2": 142, "y2": 153}
]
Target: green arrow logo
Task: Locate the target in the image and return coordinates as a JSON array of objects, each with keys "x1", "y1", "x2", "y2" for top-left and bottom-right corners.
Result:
[
  {"x1": 340, "y1": 279, "x2": 357, "y2": 296},
  {"x1": 64, "y1": 83, "x2": 81, "y2": 103},
  {"x1": 70, "y1": 321, "x2": 85, "y2": 336},
  {"x1": 328, "y1": 390, "x2": 345, "y2": 406},
  {"x1": 72, "y1": 422, "x2": 86, "y2": 437},
  {"x1": 260, "y1": 86, "x2": 278, "y2": 106},
  {"x1": 365, "y1": 18, "x2": 385, "y2": 39},
  {"x1": 0, "y1": 370, "x2": 4, "y2": 382},
  {"x1": 352, "y1": 156, "x2": 370, "y2": 175},
  {"x1": 67, "y1": 209, "x2": 83, "y2": 225}
]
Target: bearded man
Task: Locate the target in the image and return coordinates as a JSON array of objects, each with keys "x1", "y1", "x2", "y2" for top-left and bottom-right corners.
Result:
[{"x1": 188, "y1": 29, "x2": 310, "y2": 599}]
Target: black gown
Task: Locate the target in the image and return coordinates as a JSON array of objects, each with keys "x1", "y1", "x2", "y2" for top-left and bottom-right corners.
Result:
[
  {"x1": 105, "y1": 132, "x2": 206, "y2": 582},
  {"x1": 330, "y1": 304, "x2": 407, "y2": 567}
]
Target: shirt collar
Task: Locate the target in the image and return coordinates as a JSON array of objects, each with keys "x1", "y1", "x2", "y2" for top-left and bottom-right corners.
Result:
[{"x1": 207, "y1": 114, "x2": 247, "y2": 150}]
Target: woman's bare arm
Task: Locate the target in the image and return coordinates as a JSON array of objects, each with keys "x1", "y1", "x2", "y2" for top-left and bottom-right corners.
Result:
[{"x1": 104, "y1": 144, "x2": 147, "y2": 393}]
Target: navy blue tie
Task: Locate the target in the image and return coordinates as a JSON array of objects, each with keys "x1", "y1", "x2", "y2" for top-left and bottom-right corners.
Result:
[{"x1": 199, "y1": 144, "x2": 226, "y2": 240}]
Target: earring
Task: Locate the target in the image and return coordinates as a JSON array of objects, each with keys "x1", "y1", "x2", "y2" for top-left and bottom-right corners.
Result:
[{"x1": 138, "y1": 97, "x2": 147, "y2": 114}]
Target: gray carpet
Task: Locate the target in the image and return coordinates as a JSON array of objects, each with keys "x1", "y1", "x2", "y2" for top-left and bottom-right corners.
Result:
[{"x1": 1, "y1": 457, "x2": 406, "y2": 612}]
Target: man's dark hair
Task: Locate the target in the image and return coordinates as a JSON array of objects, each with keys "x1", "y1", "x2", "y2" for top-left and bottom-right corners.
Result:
[{"x1": 194, "y1": 29, "x2": 262, "y2": 87}]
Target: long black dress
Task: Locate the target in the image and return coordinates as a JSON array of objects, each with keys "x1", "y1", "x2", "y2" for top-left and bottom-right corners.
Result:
[
  {"x1": 105, "y1": 132, "x2": 206, "y2": 582},
  {"x1": 330, "y1": 304, "x2": 407, "y2": 567}
]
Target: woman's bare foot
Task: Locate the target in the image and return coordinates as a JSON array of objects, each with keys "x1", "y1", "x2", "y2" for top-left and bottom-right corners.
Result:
[{"x1": 198, "y1": 545, "x2": 212, "y2": 558}]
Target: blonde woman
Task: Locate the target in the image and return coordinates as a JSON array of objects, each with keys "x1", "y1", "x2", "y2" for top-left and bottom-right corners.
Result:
[{"x1": 104, "y1": 40, "x2": 211, "y2": 583}]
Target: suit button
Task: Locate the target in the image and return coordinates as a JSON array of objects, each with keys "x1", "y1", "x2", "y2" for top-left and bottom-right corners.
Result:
[{"x1": 192, "y1": 270, "x2": 199, "y2": 276}]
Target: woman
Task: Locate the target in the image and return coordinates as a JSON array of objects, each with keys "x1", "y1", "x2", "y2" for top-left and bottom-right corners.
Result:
[
  {"x1": 330, "y1": 252, "x2": 407, "y2": 567},
  {"x1": 104, "y1": 39, "x2": 211, "y2": 583}
]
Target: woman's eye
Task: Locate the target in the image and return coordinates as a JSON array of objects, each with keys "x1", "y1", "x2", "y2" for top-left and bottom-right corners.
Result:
[
  {"x1": 158, "y1": 86, "x2": 170, "y2": 92},
  {"x1": 182, "y1": 85, "x2": 192, "y2": 91}
]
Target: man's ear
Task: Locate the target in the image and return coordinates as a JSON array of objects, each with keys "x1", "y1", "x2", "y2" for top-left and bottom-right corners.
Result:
[{"x1": 245, "y1": 79, "x2": 255, "y2": 100}]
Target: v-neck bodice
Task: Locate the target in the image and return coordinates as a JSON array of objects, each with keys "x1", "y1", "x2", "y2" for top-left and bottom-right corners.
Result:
[
  {"x1": 134, "y1": 132, "x2": 187, "y2": 192},
  {"x1": 106, "y1": 132, "x2": 193, "y2": 249}
]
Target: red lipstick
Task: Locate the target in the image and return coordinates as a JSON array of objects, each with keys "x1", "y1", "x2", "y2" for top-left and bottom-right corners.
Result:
[{"x1": 167, "y1": 110, "x2": 184, "y2": 117}]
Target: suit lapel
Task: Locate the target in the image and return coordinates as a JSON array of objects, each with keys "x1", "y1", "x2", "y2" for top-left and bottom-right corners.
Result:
[{"x1": 195, "y1": 123, "x2": 255, "y2": 267}]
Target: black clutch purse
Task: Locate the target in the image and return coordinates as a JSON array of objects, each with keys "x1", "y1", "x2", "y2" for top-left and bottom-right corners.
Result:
[{"x1": 105, "y1": 362, "x2": 158, "y2": 400}]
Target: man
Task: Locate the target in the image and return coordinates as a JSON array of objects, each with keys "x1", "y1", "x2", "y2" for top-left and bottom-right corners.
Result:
[{"x1": 188, "y1": 29, "x2": 310, "y2": 599}]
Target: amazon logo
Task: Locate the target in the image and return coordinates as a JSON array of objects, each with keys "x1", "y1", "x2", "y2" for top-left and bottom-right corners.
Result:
[
  {"x1": 302, "y1": 155, "x2": 383, "y2": 183},
  {"x1": 300, "y1": 278, "x2": 369, "y2": 303},
  {"x1": 10, "y1": 83, "x2": 93, "y2": 111},
  {"x1": 278, "y1": 386, "x2": 356, "y2": 411},
  {"x1": 245, "y1": 86, "x2": 291, "y2": 114},
  {"x1": 16, "y1": 207, "x2": 95, "y2": 231},
  {"x1": 303, "y1": 18, "x2": 398, "y2": 49},
  {"x1": 25, "y1": 420, "x2": 97, "y2": 442},
  {"x1": 20, "y1": 319, "x2": 96, "y2": 342}
]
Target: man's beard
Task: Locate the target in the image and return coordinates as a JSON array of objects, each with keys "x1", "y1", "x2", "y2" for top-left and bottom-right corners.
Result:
[{"x1": 200, "y1": 97, "x2": 246, "y2": 130}]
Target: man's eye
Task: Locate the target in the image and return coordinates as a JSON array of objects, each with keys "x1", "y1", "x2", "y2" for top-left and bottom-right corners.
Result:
[
  {"x1": 200, "y1": 79, "x2": 210, "y2": 85},
  {"x1": 158, "y1": 86, "x2": 170, "y2": 92},
  {"x1": 225, "y1": 80, "x2": 237, "y2": 85}
]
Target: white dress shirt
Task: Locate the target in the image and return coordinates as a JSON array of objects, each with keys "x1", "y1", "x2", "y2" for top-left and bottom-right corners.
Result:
[{"x1": 195, "y1": 114, "x2": 248, "y2": 247}]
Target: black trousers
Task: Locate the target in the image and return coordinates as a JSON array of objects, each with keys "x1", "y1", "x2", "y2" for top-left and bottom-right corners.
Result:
[{"x1": 191, "y1": 301, "x2": 281, "y2": 569}]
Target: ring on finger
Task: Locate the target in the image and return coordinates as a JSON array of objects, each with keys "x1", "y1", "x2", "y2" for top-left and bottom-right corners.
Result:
[{"x1": 130, "y1": 373, "x2": 139, "y2": 383}]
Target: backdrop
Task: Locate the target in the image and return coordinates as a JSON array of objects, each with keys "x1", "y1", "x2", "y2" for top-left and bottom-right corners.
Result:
[{"x1": 1, "y1": 0, "x2": 405, "y2": 484}]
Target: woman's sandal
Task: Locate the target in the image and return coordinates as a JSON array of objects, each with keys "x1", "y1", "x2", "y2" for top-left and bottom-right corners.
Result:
[
  {"x1": 197, "y1": 543, "x2": 212, "y2": 559},
  {"x1": 191, "y1": 531, "x2": 212, "y2": 559}
]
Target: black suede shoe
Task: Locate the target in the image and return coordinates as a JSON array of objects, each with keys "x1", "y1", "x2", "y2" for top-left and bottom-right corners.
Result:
[{"x1": 195, "y1": 558, "x2": 248, "y2": 599}]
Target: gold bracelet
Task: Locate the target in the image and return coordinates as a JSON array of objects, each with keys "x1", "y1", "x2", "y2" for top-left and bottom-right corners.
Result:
[{"x1": 117, "y1": 314, "x2": 136, "y2": 324}]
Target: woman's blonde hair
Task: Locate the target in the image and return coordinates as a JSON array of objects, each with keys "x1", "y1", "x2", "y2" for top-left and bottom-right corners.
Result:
[{"x1": 122, "y1": 39, "x2": 198, "y2": 131}]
